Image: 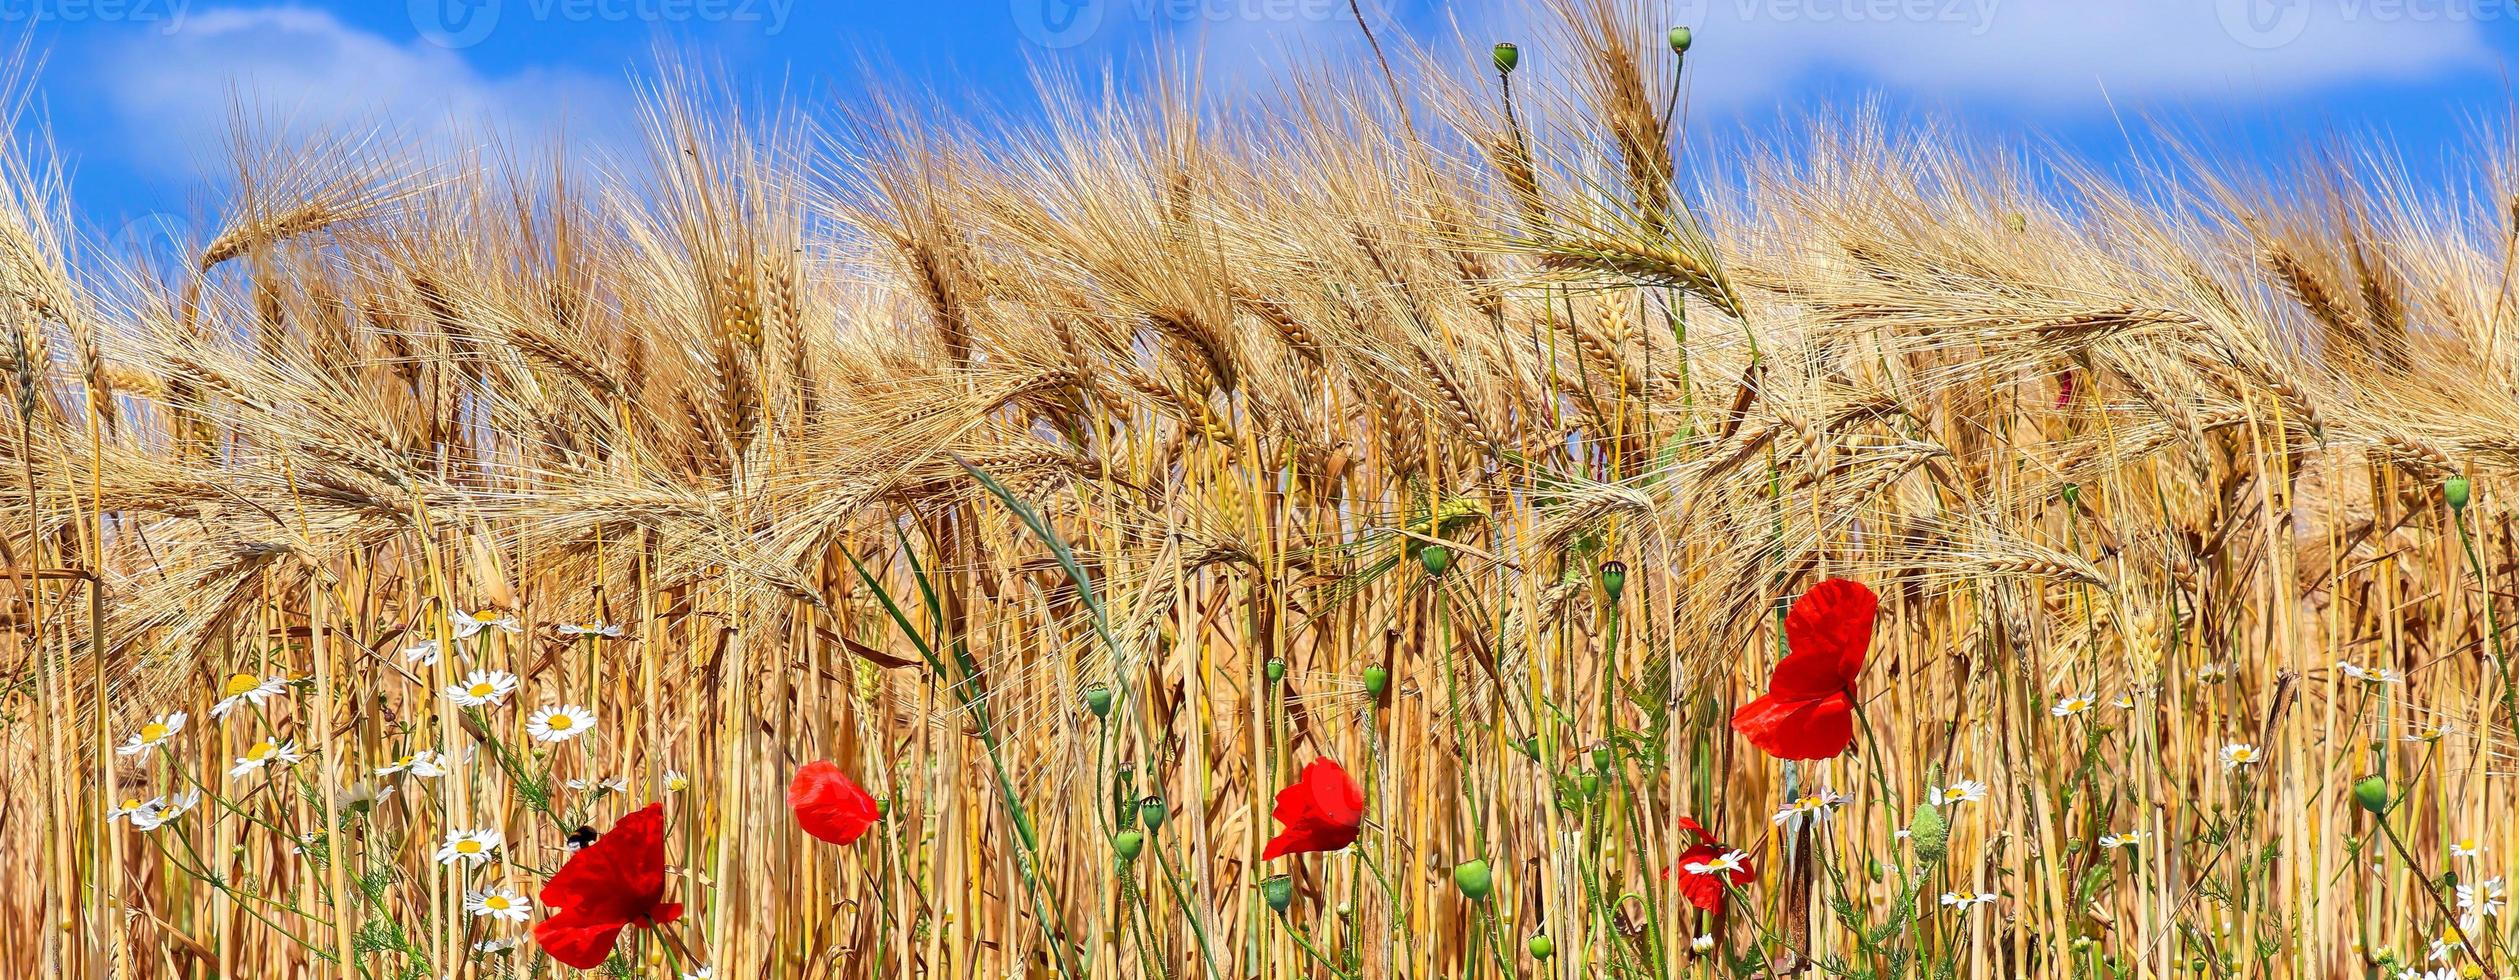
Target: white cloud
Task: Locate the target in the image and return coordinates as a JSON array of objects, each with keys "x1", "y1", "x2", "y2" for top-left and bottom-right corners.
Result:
[
  {"x1": 1450, "y1": 0, "x2": 2495, "y2": 112},
  {"x1": 93, "y1": 6, "x2": 633, "y2": 181}
]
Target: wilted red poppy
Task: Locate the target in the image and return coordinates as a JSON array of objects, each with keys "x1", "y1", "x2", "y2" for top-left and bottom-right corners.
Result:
[
  {"x1": 1730, "y1": 578, "x2": 1877, "y2": 761},
  {"x1": 534, "y1": 803, "x2": 683, "y2": 969},
  {"x1": 1663, "y1": 815, "x2": 1757, "y2": 912},
  {"x1": 790, "y1": 761, "x2": 880, "y2": 846},
  {"x1": 1262, "y1": 758, "x2": 1365, "y2": 860}
]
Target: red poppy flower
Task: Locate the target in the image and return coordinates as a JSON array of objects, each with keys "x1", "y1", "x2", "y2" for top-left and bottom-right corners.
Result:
[
  {"x1": 533, "y1": 803, "x2": 683, "y2": 969},
  {"x1": 1662, "y1": 816, "x2": 1757, "y2": 912},
  {"x1": 1262, "y1": 758, "x2": 1365, "y2": 860},
  {"x1": 1730, "y1": 577, "x2": 1877, "y2": 761},
  {"x1": 790, "y1": 760, "x2": 880, "y2": 846}
]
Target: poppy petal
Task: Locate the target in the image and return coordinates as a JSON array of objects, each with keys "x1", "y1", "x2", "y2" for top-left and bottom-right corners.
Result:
[
  {"x1": 1731, "y1": 690, "x2": 1856, "y2": 760},
  {"x1": 1785, "y1": 578, "x2": 1878, "y2": 679},
  {"x1": 533, "y1": 910, "x2": 629, "y2": 970},
  {"x1": 790, "y1": 761, "x2": 881, "y2": 846},
  {"x1": 1262, "y1": 758, "x2": 1365, "y2": 859}
]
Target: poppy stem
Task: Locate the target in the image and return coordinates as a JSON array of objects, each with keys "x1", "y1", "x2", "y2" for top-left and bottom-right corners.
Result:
[{"x1": 652, "y1": 921, "x2": 704, "y2": 970}]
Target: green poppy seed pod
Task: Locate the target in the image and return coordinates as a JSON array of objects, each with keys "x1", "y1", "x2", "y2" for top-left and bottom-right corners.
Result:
[
  {"x1": 1265, "y1": 658, "x2": 1287, "y2": 684},
  {"x1": 1419, "y1": 544, "x2": 1453, "y2": 577},
  {"x1": 1668, "y1": 26, "x2": 1693, "y2": 54},
  {"x1": 1452, "y1": 858, "x2": 1495, "y2": 901},
  {"x1": 1527, "y1": 934, "x2": 1556, "y2": 960},
  {"x1": 1261, "y1": 874, "x2": 1295, "y2": 914},
  {"x1": 1578, "y1": 770, "x2": 1602, "y2": 800},
  {"x1": 1493, "y1": 42, "x2": 1520, "y2": 75},
  {"x1": 1140, "y1": 795, "x2": 1169, "y2": 832},
  {"x1": 1909, "y1": 802, "x2": 1949, "y2": 864},
  {"x1": 2353, "y1": 775, "x2": 2391, "y2": 815},
  {"x1": 1598, "y1": 560, "x2": 1628, "y2": 602},
  {"x1": 1082, "y1": 682, "x2": 1114, "y2": 719},
  {"x1": 1114, "y1": 831, "x2": 1145, "y2": 861},
  {"x1": 1590, "y1": 741, "x2": 1613, "y2": 770},
  {"x1": 1362, "y1": 665, "x2": 1390, "y2": 700},
  {"x1": 874, "y1": 797, "x2": 892, "y2": 819},
  {"x1": 2447, "y1": 475, "x2": 2472, "y2": 511},
  {"x1": 1511, "y1": 736, "x2": 1540, "y2": 762}
]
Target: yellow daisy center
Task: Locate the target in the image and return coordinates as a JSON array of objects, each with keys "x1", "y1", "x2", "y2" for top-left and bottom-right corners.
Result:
[
  {"x1": 119, "y1": 797, "x2": 141, "y2": 810},
  {"x1": 484, "y1": 896, "x2": 511, "y2": 910},
  {"x1": 456, "y1": 839, "x2": 483, "y2": 854},
  {"x1": 139, "y1": 722, "x2": 169, "y2": 741},
  {"x1": 223, "y1": 673, "x2": 260, "y2": 696},
  {"x1": 546, "y1": 714, "x2": 576, "y2": 730},
  {"x1": 469, "y1": 683, "x2": 495, "y2": 697},
  {"x1": 247, "y1": 742, "x2": 277, "y2": 762}
]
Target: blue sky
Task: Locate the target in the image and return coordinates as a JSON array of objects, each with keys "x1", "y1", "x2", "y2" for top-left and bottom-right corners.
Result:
[{"x1": 11, "y1": 0, "x2": 2517, "y2": 239}]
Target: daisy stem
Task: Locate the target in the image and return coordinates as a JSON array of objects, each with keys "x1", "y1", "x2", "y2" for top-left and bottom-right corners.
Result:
[{"x1": 2374, "y1": 810, "x2": 2489, "y2": 971}]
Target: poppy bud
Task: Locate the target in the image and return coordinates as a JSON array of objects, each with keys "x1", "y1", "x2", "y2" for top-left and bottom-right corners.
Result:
[
  {"x1": 1261, "y1": 874, "x2": 1295, "y2": 914},
  {"x1": 1668, "y1": 26, "x2": 1692, "y2": 54},
  {"x1": 1140, "y1": 795, "x2": 1169, "y2": 832},
  {"x1": 1266, "y1": 658, "x2": 1287, "y2": 684},
  {"x1": 1419, "y1": 544, "x2": 1453, "y2": 576},
  {"x1": 2447, "y1": 475, "x2": 2472, "y2": 511},
  {"x1": 1083, "y1": 683, "x2": 1114, "y2": 719},
  {"x1": 1363, "y1": 665, "x2": 1390, "y2": 699},
  {"x1": 1452, "y1": 858, "x2": 1494, "y2": 901},
  {"x1": 1908, "y1": 803, "x2": 1948, "y2": 863},
  {"x1": 1528, "y1": 934, "x2": 1556, "y2": 960},
  {"x1": 1114, "y1": 831, "x2": 1145, "y2": 861},
  {"x1": 1590, "y1": 741, "x2": 1613, "y2": 770},
  {"x1": 1493, "y1": 42, "x2": 1520, "y2": 75},
  {"x1": 1598, "y1": 560, "x2": 1628, "y2": 602},
  {"x1": 2353, "y1": 775, "x2": 2391, "y2": 815},
  {"x1": 874, "y1": 797, "x2": 892, "y2": 819}
]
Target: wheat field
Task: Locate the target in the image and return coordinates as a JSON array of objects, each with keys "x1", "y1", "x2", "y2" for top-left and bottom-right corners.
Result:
[{"x1": 6, "y1": 2, "x2": 2519, "y2": 977}]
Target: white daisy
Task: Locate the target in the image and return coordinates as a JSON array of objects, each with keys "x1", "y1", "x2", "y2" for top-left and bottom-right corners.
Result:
[
  {"x1": 434, "y1": 828, "x2": 505, "y2": 866},
  {"x1": 378, "y1": 749, "x2": 451, "y2": 778},
  {"x1": 1940, "y1": 890, "x2": 1997, "y2": 911},
  {"x1": 130, "y1": 789, "x2": 201, "y2": 832},
  {"x1": 2049, "y1": 694, "x2": 2096, "y2": 717},
  {"x1": 1689, "y1": 935, "x2": 1716, "y2": 953},
  {"x1": 683, "y1": 969, "x2": 715, "y2": 980},
  {"x1": 106, "y1": 796, "x2": 159, "y2": 825},
  {"x1": 446, "y1": 670, "x2": 519, "y2": 708},
  {"x1": 2110, "y1": 692, "x2": 2137, "y2": 709},
  {"x1": 451, "y1": 609, "x2": 522, "y2": 639},
  {"x1": 664, "y1": 769, "x2": 690, "y2": 792},
  {"x1": 525, "y1": 704, "x2": 596, "y2": 743},
  {"x1": 2336, "y1": 660, "x2": 2406, "y2": 684},
  {"x1": 1929, "y1": 779, "x2": 1988, "y2": 806},
  {"x1": 2098, "y1": 830, "x2": 2147, "y2": 849},
  {"x1": 2219, "y1": 743, "x2": 2261, "y2": 770},
  {"x1": 211, "y1": 673, "x2": 290, "y2": 719},
  {"x1": 564, "y1": 775, "x2": 629, "y2": 794},
  {"x1": 1684, "y1": 849, "x2": 1750, "y2": 876},
  {"x1": 466, "y1": 887, "x2": 532, "y2": 923},
  {"x1": 473, "y1": 936, "x2": 523, "y2": 953},
  {"x1": 2406, "y1": 723, "x2": 2456, "y2": 744},
  {"x1": 334, "y1": 781, "x2": 396, "y2": 811},
  {"x1": 2194, "y1": 663, "x2": 2228, "y2": 683},
  {"x1": 2428, "y1": 933, "x2": 2464, "y2": 963},
  {"x1": 557, "y1": 622, "x2": 624, "y2": 639},
  {"x1": 2458, "y1": 877, "x2": 2505, "y2": 929},
  {"x1": 227, "y1": 739, "x2": 305, "y2": 779},
  {"x1": 402, "y1": 639, "x2": 443, "y2": 667},
  {"x1": 116, "y1": 712, "x2": 187, "y2": 757},
  {"x1": 2453, "y1": 838, "x2": 2485, "y2": 859},
  {"x1": 1768, "y1": 788, "x2": 1850, "y2": 828}
]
